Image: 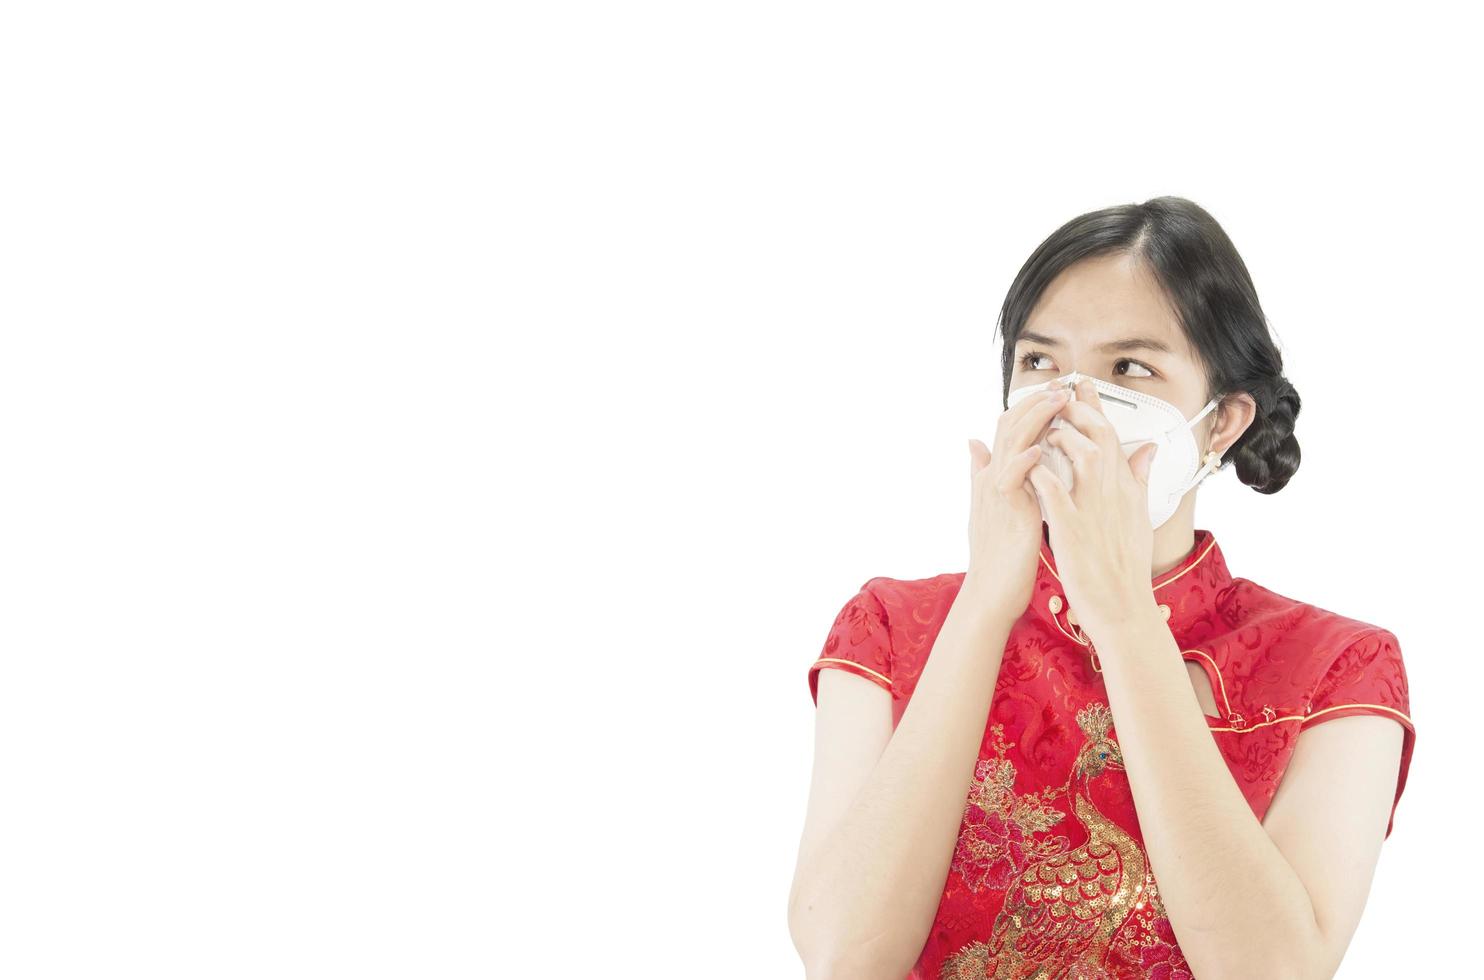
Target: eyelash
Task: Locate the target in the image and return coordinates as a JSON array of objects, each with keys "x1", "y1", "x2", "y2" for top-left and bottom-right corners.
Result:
[{"x1": 1017, "y1": 351, "x2": 1156, "y2": 378}]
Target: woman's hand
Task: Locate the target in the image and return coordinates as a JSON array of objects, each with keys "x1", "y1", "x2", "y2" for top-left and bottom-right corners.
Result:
[
  {"x1": 1025, "y1": 377, "x2": 1162, "y2": 641},
  {"x1": 963, "y1": 383, "x2": 1071, "y2": 617}
]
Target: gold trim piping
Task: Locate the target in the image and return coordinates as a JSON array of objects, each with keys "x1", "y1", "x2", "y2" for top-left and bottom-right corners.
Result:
[
  {"x1": 809, "y1": 657, "x2": 892, "y2": 688},
  {"x1": 1177, "y1": 649, "x2": 1415, "y2": 733},
  {"x1": 1181, "y1": 649, "x2": 1234, "y2": 717},
  {"x1": 1206, "y1": 712, "x2": 1302, "y2": 733},
  {"x1": 1300, "y1": 702, "x2": 1415, "y2": 729},
  {"x1": 1151, "y1": 536, "x2": 1219, "y2": 592},
  {"x1": 1204, "y1": 702, "x2": 1414, "y2": 733}
]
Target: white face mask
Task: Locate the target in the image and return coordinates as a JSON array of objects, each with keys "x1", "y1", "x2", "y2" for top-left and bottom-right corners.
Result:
[{"x1": 1004, "y1": 370, "x2": 1224, "y2": 530}]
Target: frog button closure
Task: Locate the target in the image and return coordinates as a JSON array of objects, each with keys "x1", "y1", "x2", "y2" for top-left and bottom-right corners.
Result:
[{"x1": 1047, "y1": 594, "x2": 1098, "y2": 671}]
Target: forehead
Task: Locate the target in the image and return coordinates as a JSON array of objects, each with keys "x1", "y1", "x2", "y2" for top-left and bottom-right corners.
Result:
[{"x1": 1020, "y1": 252, "x2": 1191, "y2": 356}]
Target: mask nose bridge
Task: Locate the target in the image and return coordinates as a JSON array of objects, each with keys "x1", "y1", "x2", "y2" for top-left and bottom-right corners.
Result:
[{"x1": 1046, "y1": 371, "x2": 1216, "y2": 437}]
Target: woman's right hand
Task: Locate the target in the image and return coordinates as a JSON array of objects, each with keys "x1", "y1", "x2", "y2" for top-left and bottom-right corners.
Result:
[{"x1": 962, "y1": 381, "x2": 1071, "y2": 617}]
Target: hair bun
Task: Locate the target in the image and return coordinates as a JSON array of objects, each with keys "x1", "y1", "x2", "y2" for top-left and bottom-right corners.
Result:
[{"x1": 1228, "y1": 375, "x2": 1301, "y2": 494}]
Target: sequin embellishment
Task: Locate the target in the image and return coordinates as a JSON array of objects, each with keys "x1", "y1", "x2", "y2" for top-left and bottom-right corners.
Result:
[{"x1": 940, "y1": 703, "x2": 1194, "y2": 979}]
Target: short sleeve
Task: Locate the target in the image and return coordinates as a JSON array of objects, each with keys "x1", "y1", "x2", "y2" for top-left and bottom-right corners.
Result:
[
  {"x1": 807, "y1": 580, "x2": 894, "y2": 706},
  {"x1": 1301, "y1": 629, "x2": 1415, "y2": 839}
]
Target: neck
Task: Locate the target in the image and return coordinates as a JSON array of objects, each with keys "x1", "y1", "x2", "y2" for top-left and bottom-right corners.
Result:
[
  {"x1": 1150, "y1": 501, "x2": 1198, "y2": 580},
  {"x1": 1039, "y1": 500, "x2": 1204, "y2": 582}
]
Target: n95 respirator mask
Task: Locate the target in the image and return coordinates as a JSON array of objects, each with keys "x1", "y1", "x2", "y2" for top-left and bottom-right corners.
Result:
[{"x1": 1004, "y1": 370, "x2": 1224, "y2": 530}]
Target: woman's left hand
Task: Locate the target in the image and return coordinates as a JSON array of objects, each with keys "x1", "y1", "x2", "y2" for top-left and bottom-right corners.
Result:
[{"x1": 1026, "y1": 377, "x2": 1162, "y2": 642}]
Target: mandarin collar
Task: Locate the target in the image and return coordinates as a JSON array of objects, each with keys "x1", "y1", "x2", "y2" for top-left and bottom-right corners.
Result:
[{"x1": 1029, "y1": 523, "x2": 1234, "y2": 661}]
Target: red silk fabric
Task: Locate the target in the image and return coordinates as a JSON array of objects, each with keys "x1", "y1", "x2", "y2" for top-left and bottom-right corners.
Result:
[{"x1": 807, "y1": 525, "x2": 1414, "y2": 979}]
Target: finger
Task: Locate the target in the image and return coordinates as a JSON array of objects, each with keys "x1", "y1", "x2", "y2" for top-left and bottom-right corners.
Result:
[
  {"x1": 1026, "y1": 463, "x2": 1074, "y2": 525},
  {"x1": 968, "y1": 438, "x2": 991, "y2": 477},
  {"x1": 1002, "y1": 386, "x2": 1070, "y2": 454},
  {"x1": 1052, "y1": 396, "x2": 1118, "y2": 455},
  {"x1": 1005, "y1": 383, "x2": 1071, "y2": 419},
  {"x1": 1077, "y1": 377, "x2": 1104, "y2": 414},
  {"x1": 1005, "y1": 382, "x2": 1063, "y2": 415},
  {"x1": 995, "y1": 443, "x2": 1041, "y2": 494},
  {"x1": 1129, "y1": 441, "x2": 1160, "y2": 487},
  {"x1": 1043, "y1": 426, "x2": 1101, "y2": 489}
]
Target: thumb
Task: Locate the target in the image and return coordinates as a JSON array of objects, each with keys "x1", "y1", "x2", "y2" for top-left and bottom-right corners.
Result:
[{"x1": 1131, "y1": 441, "x2": 1160, "y2": 486}]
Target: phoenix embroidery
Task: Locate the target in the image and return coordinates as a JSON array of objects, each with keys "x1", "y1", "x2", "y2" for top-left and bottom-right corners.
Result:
[{"x1": 940, "y1": 703, "x2": 1192, "y2": 980}]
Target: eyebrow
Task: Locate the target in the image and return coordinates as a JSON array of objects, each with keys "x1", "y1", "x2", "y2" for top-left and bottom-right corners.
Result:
[{"x1": 1016, "y1": 330, "x2": 1175, "y2": 356}]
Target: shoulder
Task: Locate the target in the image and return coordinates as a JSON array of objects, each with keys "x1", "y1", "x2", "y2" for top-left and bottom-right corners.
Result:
[
  {"x1": 855, "y1": 570, "x2": 968, "y2": 633},
  {"x1": 1216, "y1": 576, "x2": 1407, "y2": 708},
  {"x1": 810, "y1": 572, "x2": 962, "y2": 707},
  {"x1": 1223, "y1": 575, "x2": 1394, "y2": 653},
  {"x1": 854, "y1": 572, "x2": 969, "y2": 704}
]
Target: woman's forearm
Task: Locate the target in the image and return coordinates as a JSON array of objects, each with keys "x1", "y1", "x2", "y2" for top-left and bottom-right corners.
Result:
[
  {"x1": 1093, "y1": 609, "x2": 1324, "y2": 979},
  {"x1": 790, "y1": 585, "x2": 1016, "y2": 979}
]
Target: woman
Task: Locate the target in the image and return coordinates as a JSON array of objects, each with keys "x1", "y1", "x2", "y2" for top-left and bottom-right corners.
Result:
[{"x1": 786, "y1": 197, "x2": 1414, "y2": 980}]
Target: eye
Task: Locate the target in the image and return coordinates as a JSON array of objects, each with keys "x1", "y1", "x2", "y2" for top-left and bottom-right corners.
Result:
[
  {"x1": 1115, "y1": 358, "x2": 1155, "y2": 379},
  {"x1": 1099, "y1": 751, "x2": 1108, "y2": 759},
  {"x1": 1019, "y1": 352, "x2": 1156, "y2": 379}
]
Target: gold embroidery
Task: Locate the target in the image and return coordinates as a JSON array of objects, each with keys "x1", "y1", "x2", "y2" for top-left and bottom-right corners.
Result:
[
  {"x1": 949, "y1": 727, "x2": 1069, "y2": 895},
  {"x1": 941, "y1": 703, "x2": 1155, "y2": 979}
]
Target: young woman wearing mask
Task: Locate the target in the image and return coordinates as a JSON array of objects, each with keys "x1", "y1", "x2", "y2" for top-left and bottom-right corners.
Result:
[{"x1": 788, "y1": 196, "x2": 1413, "y2": 980}]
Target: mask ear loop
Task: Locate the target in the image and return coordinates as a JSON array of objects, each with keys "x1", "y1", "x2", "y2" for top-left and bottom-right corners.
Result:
[
  {"x1": 1180, "y1": 395, "x2": 1227, "y2": 490},
  {"x1": 1186, "y1": 395, "x2": 1222, "y2": 430}
]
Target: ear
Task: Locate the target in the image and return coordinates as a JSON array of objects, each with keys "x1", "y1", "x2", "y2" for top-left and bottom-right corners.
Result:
[{"x1": 1130, "y1": 441, "x2": 1160, "y2": 487}]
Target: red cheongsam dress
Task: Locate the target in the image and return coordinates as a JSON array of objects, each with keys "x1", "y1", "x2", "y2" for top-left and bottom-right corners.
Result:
[{"x1": 806, "y1": 526, "x2": 1415, "y2": 980}]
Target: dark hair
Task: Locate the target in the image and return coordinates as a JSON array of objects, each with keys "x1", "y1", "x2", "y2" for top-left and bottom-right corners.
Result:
[{"x1": 995, "y1": 196, "x2": 1300, "y2": 494}]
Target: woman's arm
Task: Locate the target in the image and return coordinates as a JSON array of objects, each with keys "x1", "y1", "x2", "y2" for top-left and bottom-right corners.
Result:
[
  {"x1": 787, "y1": 585, "x2": 1016, "y2": 980},
  {"x1": 1094, "y1": 609, "x2": 1401, "y2": 980}
]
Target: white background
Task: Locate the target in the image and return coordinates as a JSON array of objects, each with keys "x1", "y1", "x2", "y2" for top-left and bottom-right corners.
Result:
[{"x1": 1, "y1": 3, "x2": 1475, "y2": 977}]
